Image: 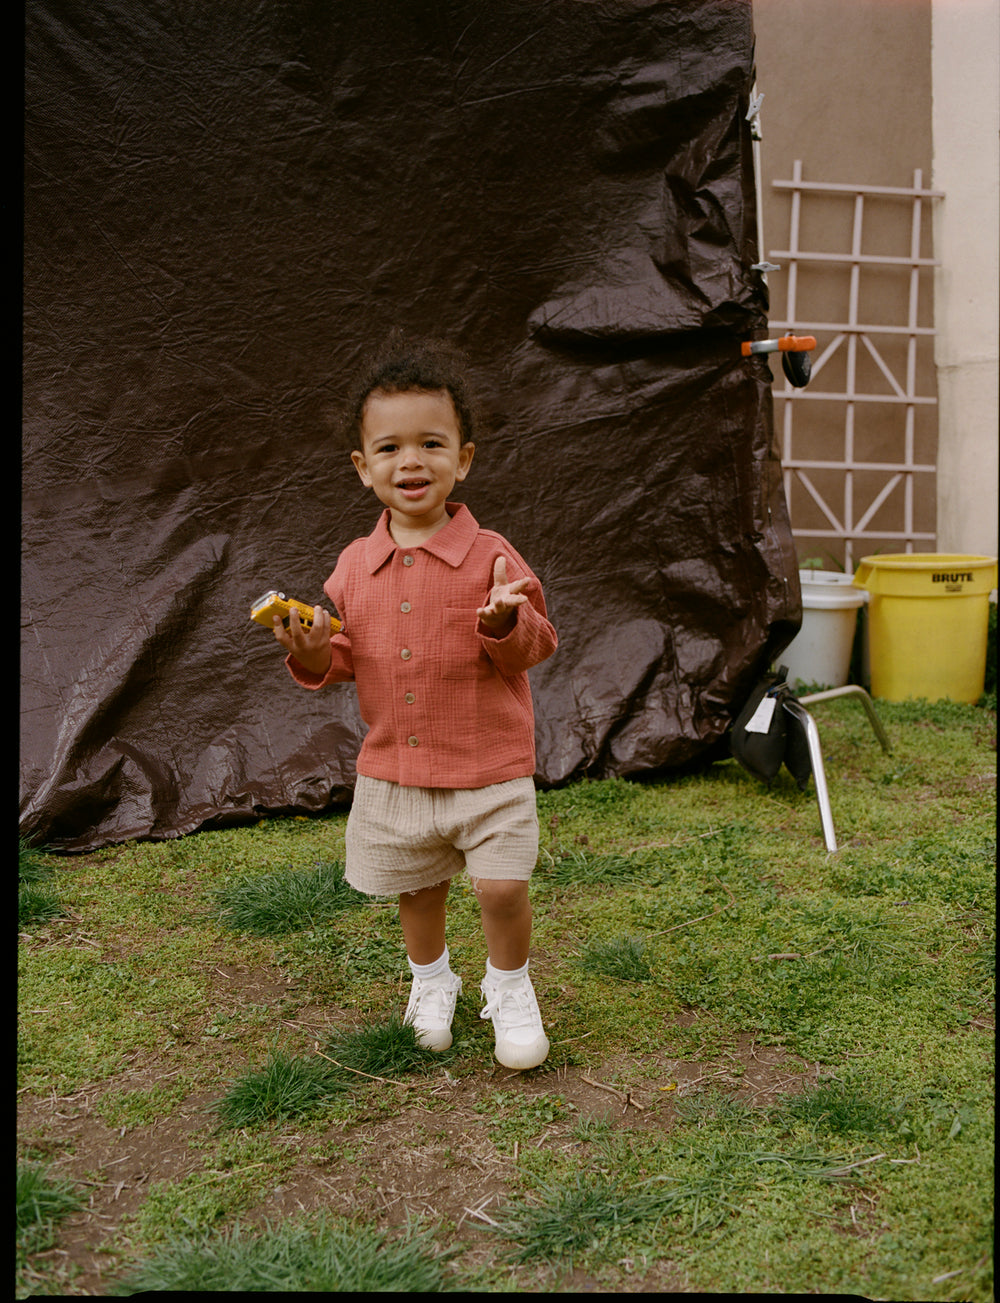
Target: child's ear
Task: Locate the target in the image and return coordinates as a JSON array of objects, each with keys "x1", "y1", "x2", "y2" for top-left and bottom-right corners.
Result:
[
  {"x1": 350, "y1": 449, "x2": 372, "y2": 486},
  {"x1": 454, "y1": 441, "x2": 475, "y2": 482}
]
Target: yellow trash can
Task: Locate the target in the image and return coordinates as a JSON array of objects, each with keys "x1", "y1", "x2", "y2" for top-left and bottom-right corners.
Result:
[{"x1": 853, "y1": 554, "x2": 998, "y2": 702}]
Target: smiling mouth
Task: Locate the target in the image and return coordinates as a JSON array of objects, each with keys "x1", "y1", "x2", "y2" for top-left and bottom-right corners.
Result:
[{"x1": 397, "y1": 479, "x2": 431, "y2": 490}]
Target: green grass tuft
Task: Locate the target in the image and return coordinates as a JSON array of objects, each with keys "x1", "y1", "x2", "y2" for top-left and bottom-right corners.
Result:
[
  {"x1": 18, "y1": 880, "x2": 66, "y2": 927},
  {"x1": 19, "y1": 837, "x2": 57, "y2": 884},
  {"x1": 18, "y1": 837, "x2": 66, "y2": 926},
  {"x1": 321, "y1": 1011, "x2": 447, "y2": 1078},
  {"x1": 774, "y1": 1080, "x2": 911, "y2": 1139},
  {"x1": 538, "y1": 847, "x2": 646, "y2": 888},
  {"x1": 214, "y1": 1015, "x2": 443, "y2": 1129},
  {"x1": 575, "y1": 935, "x2": 653, "y2": 981},
  {"x1": 488, "y1": 1134, "x2": 887, "y2": 1266},
  {"x1": 212, "y1": 1050, "x2": 346, "y2": 1129},
  {"x1": 488, "y1": 1174, "x2": 660, "y2": 1265},
  {"x1": 16, "y1": 1162, "x2": 85, "y2": 1261},
  {"x1": 113, "y1": 1213, "x2": 458, "y2": 1294},
  {"x1": 213, "y1": 860, "x2": 365, "y2": 935}
]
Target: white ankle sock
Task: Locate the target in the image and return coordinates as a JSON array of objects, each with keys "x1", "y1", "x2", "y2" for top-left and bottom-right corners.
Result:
[
  {"x1": 408, "y1": 946, "x2": 451, "y2": 981},
  {"x1": 486, "y1": 958, "x2": 528, "y2": 982}
]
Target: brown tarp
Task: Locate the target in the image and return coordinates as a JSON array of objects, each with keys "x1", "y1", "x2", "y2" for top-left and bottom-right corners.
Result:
[{"x1": 21, "y1": 0, "x2": 800, "y2": 854}]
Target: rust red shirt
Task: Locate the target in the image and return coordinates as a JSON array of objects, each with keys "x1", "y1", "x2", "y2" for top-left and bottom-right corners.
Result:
[{"x1": 286, "y1": 503, "x2": 558, "y2": 788}]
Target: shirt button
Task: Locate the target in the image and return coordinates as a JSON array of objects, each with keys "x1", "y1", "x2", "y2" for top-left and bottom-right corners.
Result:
[
  {"x1": 404, "y1": 692, "x2": 415, "y2": 704},
  {"x1": 400, "y1": 648, "x2": 412, "y2": 660},
  {"x1": 403, "y1": 554, "x2": 415, "y2": 567},
  {"x1": 400, "y1": 601, "x2": 412, "y2": 613},
  {"x1": 408, "y1": 735, "x2": 419, "y2": 747}
]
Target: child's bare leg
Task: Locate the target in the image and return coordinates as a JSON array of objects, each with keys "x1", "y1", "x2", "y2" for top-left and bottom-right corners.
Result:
[
  {"x1": 398, "y1": 879, "x2": 459, "y2": 1052},
  {"x1": 474, "y1": 877, "x2": 547, "y2": 1070},
  {"x1": 397, "y1": 879, "x2": 451, "y2": 964},
  {"x1": 473, "y1": 878, "x2": 532, "y2": 970}
]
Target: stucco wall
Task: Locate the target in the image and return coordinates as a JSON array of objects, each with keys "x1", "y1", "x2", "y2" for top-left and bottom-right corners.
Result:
[
  {"x1": 751, "y1": 0, "x2": 996, "y2": 568},
  {"x1": 931, "y1": 0, "x2": 999, "y2": 559}
]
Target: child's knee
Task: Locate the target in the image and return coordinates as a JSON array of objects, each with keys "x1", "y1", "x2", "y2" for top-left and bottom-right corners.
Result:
[
  {"x1": 399, "y1": 879, "x2": 450, "y2": 910},
  {"x1": 472, "y1": 876, "x2": 529, "y2": 916}
]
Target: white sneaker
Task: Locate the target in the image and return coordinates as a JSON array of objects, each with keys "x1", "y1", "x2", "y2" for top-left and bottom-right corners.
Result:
[
  {"x1": 479, "y1": 970, "x2": 550, "y2": 1070},
  {"x1": 404, "y1": 972, "x2": 462, "y2": 1051}
]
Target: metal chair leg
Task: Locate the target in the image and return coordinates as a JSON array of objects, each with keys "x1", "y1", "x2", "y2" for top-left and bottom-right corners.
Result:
[
  {"x1": 782, "y1": 698, "x2": 838, "y2": 853},
  {"x1": 797, "y1": 684, "x2": 892, "y2": 754}
]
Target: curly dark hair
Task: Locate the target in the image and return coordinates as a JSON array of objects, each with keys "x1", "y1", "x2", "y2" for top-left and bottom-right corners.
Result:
[{"x1": 342, "y1": 332, "x2": 479, "y2": 449}]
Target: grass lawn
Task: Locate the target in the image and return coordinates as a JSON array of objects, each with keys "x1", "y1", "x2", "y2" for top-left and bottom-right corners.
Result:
[{"x1": 17, "y1": 694, "x2": 994, "y2": 1297}]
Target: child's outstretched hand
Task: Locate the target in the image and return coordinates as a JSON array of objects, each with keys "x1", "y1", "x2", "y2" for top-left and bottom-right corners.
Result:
[
  {"x1": 477, "y1": 555, "x2": 532, "y2": 635},
  {"x1": 272, "y1": 606, "x2": 334, "y2": 677}
]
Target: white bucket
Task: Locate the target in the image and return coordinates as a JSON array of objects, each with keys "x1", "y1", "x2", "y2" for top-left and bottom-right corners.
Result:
[{"x1": 778, "y1": 570, "x2": 868, "y2": 690}]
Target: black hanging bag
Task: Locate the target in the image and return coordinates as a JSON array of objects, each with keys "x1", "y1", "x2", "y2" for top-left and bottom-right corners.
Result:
[{"x1": 730, "y1": 665, "x2": 813, "y2": 791}]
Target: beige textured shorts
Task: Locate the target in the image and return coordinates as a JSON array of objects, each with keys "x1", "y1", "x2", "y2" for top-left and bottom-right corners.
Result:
[{"x1": 344, "y1": 775, "x2": 540, "y2": 897}]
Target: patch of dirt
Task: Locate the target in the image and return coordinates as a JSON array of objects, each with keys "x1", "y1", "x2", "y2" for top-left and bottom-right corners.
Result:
[{"x1": 18, "y1": 975, "x2": 820, "y2": 1295}]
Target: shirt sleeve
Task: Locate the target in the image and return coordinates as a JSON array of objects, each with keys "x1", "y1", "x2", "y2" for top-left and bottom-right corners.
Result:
[
  {"x1": 284, "y1": 554, "x2": 355, "y2": 689},
  {"x1": 285, "y1": 629, "x2": 354, "y2": 689}
]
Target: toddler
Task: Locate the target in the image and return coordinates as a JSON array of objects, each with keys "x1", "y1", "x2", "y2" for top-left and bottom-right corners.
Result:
[{"x1": 272, "y1": 336, "x2": 558, "y2": 1070}]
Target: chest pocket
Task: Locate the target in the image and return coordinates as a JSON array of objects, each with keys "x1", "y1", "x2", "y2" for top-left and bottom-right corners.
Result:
[{"x1": 440, "y1": 607, "x2": 492, "y2": 679}]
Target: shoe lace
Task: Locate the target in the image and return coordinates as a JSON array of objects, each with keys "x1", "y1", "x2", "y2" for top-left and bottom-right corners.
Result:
[
  {"x1": 410, "y1": 976, "x2": 458, "y2": 1022},
  {"x1": 480, "y1": 981, "x2": 538, "y2": 1030}
]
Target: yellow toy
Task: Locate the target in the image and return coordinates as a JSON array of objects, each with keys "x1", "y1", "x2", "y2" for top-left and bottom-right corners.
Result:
[{"x1": 249, "y1": 589, "x2": 342, "y2": 634}]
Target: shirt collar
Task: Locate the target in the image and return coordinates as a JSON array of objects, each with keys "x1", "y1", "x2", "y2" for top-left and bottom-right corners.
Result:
[{"x1": 363, "y1": 502, "x2": 479, "y2": 573}]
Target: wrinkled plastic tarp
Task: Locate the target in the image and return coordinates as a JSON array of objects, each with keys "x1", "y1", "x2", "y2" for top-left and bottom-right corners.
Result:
[{"x1": 22, "y1": 0, "x2": 800, "y2": 853}]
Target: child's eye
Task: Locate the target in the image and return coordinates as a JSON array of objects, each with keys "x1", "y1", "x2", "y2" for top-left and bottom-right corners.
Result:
[{"x1": 375, "y1": 443, "x2": 398, "y2": 454}]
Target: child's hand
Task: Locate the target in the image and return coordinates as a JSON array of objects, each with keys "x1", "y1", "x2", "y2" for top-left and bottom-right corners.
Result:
[
  {"x1": 272, "y1": 605, "x2": 334, "y2": 677},
  {"x1": 477, "y1": 555, "x2": 532, "y2": 635}
]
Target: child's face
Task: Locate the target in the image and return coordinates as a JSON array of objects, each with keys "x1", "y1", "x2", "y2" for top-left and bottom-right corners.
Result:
[{"x1": 351, "y1": 388, "x2": 475, "y2": 538}]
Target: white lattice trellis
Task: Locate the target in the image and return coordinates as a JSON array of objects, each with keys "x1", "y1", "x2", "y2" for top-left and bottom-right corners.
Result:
[{"x1": 767, "y1": 161, "x2": 943, "y2": 569}]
